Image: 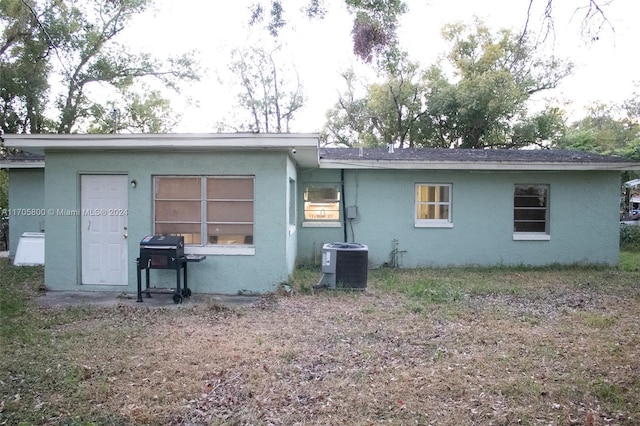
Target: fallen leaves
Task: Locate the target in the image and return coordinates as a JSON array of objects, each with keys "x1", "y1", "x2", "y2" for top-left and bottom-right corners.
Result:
[{"x1": 3, "y1": 268, "x2": 640, "y2": 425}]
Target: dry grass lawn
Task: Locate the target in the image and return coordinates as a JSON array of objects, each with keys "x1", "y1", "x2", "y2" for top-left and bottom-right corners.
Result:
[{"x1": 2, "y1": 261, "x2": 640, "y2": 425}]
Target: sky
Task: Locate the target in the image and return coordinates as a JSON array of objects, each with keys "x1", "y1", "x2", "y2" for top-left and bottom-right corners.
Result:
[{"x1": 121, "y1": 0, "x2": 640, "y2": 133}]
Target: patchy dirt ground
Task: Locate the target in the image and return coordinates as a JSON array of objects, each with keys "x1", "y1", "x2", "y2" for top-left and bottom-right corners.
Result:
[{"x1": 3, "y1": 267, "x2": 640, "y2": 425}]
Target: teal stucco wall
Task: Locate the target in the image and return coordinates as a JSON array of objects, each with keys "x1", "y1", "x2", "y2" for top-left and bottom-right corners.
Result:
[
  {"x1": 42, "y1": 150, "x2": 292, "y2": 294},
  {"x1": 297, "y1": 168, "x2": 621, "y2": 268},
  {"x1": 10, "y1": 148, "x2": 623, "y2": 294},
  {"x1": 7, "y1": 168, "x2": 45, "y2": 257}
]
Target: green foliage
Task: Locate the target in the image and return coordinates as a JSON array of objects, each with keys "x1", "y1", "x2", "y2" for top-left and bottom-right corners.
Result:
[
  {"x1": 619, "y1": 224, "x2": 640, "y2": 251},
  {"x1": 87, "y1": 88, "x2": 177, "y2": 133},
  {"x1": 591, "y1": 377, "x2": 628, "y2": 411},
  {"x1": 287, "y1": 266, "x2": 319, "y2": 294},
  {"x1": 510, "y1": 108, "x2": 567, "y2": 147},
  {"x1": 0, "y1": 0, "x2": 53, "y2": 133},
  {"x1": 407, "y1": 278, "x2": 464, "y2": 304},
  {"x1": 0, "y1": 0, "x2": 199, "y2": 134},
  {"x1": 0, "y1": 169, "x2": 7, "y2": 211},
  {"x1": 323, "y1": 21, "x2": 571, "y2": 148},
  {"x1": 249, "y1": 1, "x2": 286, "y2": 37},
  {"x1": 0, "y1": 260, "x2": 43, "y2": 342},
  {"x1": 581, "y1": 313, "x2": 617, "y2": 329},
  {"x1": 618, "y1": 250, "x2": 640, "y2": 271},
  {"x1": 555, "y1": 101, "x2": 640, "y2": 157}
]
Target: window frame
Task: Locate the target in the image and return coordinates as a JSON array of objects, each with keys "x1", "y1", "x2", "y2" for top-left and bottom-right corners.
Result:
[
  {"x1": 302, "y1": 184, "x2": 341, "y2": 228},
  {"x1": 415, "y1": 183, "x2": 453, "y2": 228},
  {"x1": 288, "y1": 178, "x2": 297, "y2": 235},
  {"x1": 153, "y1": 175, "x2": 255, "y2": 255},
  {"x1": 513, "y1": 184, "x2": 551, "y2": 241}
]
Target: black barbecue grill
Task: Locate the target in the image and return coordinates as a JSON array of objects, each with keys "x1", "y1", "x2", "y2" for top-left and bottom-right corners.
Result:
[{"x1": 136, "y1": 235, "x2": 201, "y2": 304}]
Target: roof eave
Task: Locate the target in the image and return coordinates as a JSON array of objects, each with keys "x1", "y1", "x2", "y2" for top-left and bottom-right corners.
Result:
[
  {"x1": 0, "y1": 160, "x2": 45, "y2": 169},
  {"x1": 3, "y1": 133, "x2": 320, "y2": 168},
  {"x1": 318, "y1": 159, "x2": 640, "y2": 171},
  {"x1": 3, "y1": 133, "x2": 319, "y2": 149}
]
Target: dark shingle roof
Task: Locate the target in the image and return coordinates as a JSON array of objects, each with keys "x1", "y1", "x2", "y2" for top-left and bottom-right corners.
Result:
[
  {"x1": 318, "y1": 147, "x2": 639, "y2": 170},
  {"x1": 0, "y1": 150, "x2": 45, "y2": 168},
  {"x1": 320, "y1": 147, "x2": 629, "y2": 163}
]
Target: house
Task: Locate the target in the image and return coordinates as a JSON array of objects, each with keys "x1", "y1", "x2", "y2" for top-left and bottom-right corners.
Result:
[{"x1": 3, "y1": 133, "x2": 639, "y2": 295}]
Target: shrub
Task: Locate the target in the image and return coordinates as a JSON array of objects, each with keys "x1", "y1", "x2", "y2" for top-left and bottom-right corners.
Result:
[{"x1": 620, "y1": 223, "x2": 640, "y2": 250}]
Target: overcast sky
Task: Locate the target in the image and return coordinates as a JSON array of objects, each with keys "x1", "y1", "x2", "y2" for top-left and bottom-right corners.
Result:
[{"x1": 122, "y1": 0, "x2": 640, "y2": 133}]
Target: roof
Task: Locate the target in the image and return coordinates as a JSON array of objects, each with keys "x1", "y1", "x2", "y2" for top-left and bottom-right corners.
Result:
[
  {"x1": 3, "y1": 133, "x2": 320, "y2": 168},
  {"x1": 0, "y1": 150, "x2": 45, "y2": 169},
  {"x1": 4, "y1": 133, "x2": 640, "y2": 171},
  {"x1": 319, "y1": 147, "x2": 640, "y2": 171},
  {"x1": 625, "y1": 178, "x2": 640, "y2": 188}
]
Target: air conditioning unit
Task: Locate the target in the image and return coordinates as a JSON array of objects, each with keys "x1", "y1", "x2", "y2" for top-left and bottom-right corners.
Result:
[{"x1": 319, "y1": 242, "x2": 368, "y2": 289}]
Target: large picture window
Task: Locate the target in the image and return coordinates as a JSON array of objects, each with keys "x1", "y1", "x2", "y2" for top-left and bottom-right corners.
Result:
[
  {"x1": 303, "y1": 185, "x2": 341, "y2": 227},
  {"x1": 514, "y1": 184, "x2": 550, "y2": 240},
  {"x1": 154, "y1": 176, "x2": 254, "y2": 247},
  {"x1": 415, "y1": 184, "x2": 452, "y2": 227}
]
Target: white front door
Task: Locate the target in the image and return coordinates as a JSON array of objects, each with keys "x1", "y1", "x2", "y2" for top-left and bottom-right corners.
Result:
[{"x1": 81, "y1": 175, "x2": 128, "y2": 285}]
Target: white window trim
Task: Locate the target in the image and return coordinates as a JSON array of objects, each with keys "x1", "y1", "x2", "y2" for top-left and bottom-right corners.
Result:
[
  {"x1": 288, "y1": 178, "x2": 297, "y2": 234},
  {"x1": 513, "y1": 184, "x2": 550, "y2": 241},
  {"x1": 414, "y1": 183, "x2": 453, "y2": 228},
  {"x1": 302, "y1": 221, "x2": 341, "y2": 228},
  {"x1": 415, "y1": 221, "x2": 454, "y2": 228},
  {"x1": 303, "y1": 184, "x2": 341, "y2": 224},
  {"x1": 185, "y1": 245, "x2": 255, "y2": 256},
  {"x1": 513, "y1": 233, "x2": 551, "y2": 241}
]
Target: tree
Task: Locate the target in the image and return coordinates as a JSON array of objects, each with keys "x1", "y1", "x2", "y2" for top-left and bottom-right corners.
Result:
[
  {"x1": 556, "y1": 102, "x2": 640, "y2": 156},
  {"x1": 246, "y1": 0, "x2": 615, "y2": 67},
  {"x1": 218, "y1": 45, "x2": 305, "y2": 133},
  {"x1": 323, "y1": 22, "x2": 571, "y2": 148},
  {"x1": 0, "y1": 0, "x2": 53, "y2": 133},
  {"x1": 248, "y1": 0, "x2": 407, "y2": 65},
  {"x1": 323, "y1": 57, "x2": 431, "y2": 148},
  {"x1": 428, "y1": 22, "x2": 571, "y2": 148},
  {"x1": 0, "y1": 168, "x2": 7, "y2": 213},
  {"x1": 0, "y1": 0, "x2": 199, "y2": 135},
  {"x1": 524, "y1": 0, "x2": 615, "y2": 43},
  {"x1": 322, "y1": 69, "x2": 372, "y2": 146},
  {"x1": 86, "y1": 88, "x2": 178, "y2": 134}
]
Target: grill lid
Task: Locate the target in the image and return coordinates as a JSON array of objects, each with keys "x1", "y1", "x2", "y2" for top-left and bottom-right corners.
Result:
[{"x1": 140, "y1": 235, "x2": 184, "y2": 248}]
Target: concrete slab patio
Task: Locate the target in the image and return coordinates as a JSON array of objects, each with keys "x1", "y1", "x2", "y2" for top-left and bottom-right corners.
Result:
[
  {"x1": 3, "y1": 252, "x2": 263, "y2": 309},
  {"x1": 35, "y1": 290, "x2": 262, "y2": 309}
]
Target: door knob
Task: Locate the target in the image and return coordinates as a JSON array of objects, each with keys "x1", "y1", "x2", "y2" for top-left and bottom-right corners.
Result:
[{"x1": 123, "y1": 233, "x2": 128, "y2": 239}]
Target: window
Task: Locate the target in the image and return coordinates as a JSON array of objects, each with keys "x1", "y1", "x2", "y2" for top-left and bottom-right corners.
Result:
[
  {"x1": 415, "y1": 184, "x2": 452, "y2": 227},
  {"x1": 154, "y1": 176, "x2": 254, "y2": 252},
  {"x1": 288, "y1": 178, "x2": 296, "y2": 233},
  {"x1": 513, "y1": 184, "x2": 550, "y2": 240},
  {"x1": 303, "y1": 185, "x2": 341, "y2": 227}
]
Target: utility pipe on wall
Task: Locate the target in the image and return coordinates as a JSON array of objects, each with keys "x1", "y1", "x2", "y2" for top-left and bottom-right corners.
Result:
[{"x1": 341, "y1": 169, "x2": 347, "y2": 242}]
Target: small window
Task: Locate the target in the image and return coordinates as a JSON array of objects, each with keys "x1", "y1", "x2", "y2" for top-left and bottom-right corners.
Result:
[
  {"x1": 303, "y1": 185, "x2": 341, "y2": 227},
  {"x1": 154, "y1": 176, "x2": 254, "y2": 252},
  {"x1": 513, "y1": 184, "x2": 550, "y2": 240},
  {"x1": 288, "y1": 178, "x2": 296, "y2": 232},
  {"x1": 415, "y1": 184, "x2": 452, "y2": 228}
]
